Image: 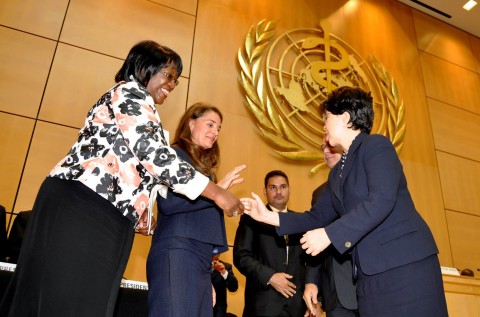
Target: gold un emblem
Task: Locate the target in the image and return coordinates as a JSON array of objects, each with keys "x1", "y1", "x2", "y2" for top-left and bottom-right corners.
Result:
[{"x1": 238, "y1": 20, "x2": 405, "y2": 173}]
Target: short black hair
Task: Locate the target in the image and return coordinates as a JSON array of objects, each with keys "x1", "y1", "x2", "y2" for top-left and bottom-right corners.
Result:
[
  {"x1": 114, "y1": 40, "x2": 183, "y2": 88},
  {"x1": 264, "y1": 170, "x2": 289, "y2": 188},
  {"x1": 320, "y1": 86, "x2": 374, "y2": 134}
]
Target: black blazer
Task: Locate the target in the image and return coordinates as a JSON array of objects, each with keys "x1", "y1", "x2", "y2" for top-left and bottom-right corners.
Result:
[
  {"x1": 277, "y1": 133, "x2": 438, "y2": 276},
  {"x1": 212, "y1": 261, "x2": 239, "y2": 317},
  {"x1": 233, "y1": 206, "x2": 306, "y2": 317},
  {"x1": 305, "y1": 183, "x2": 357, "y2": 312}
]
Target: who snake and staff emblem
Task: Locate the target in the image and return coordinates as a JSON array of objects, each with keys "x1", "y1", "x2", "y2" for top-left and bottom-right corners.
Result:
[{"x1": 238, "y1": 19, "x2": 405, "y2": 173}]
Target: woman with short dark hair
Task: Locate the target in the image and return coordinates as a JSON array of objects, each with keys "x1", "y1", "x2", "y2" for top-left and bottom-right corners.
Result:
[{"x1": 242, "y1": 86, "x2": 448, "y2": 317}]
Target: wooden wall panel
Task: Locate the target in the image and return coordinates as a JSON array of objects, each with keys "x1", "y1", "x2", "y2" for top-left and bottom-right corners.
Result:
[
  {"x1": 188, "y1": 0, "x2": 351, "y2": 116},
  {"x1": 429, "y1": 98, "x2": 480, "y2": 162},
  {"x1": 445, "y1": 292, "x2": 480, "y2": 317},
  {"x1": 470, "y1": 35, "x2": 480, "y2": 73},
  {"x1": 39, "y1": 44, "x2": 123, "y2": 128},
  {"x1": 0, "y1": 114, "x2": 35, "y2": 212},
  {"x1": 420, "y1": 52, "x2": 480, "y2": 115},
  {"x1": 0, "y1": 27, "x2": 56, "y2": 118},
  {"x1": 446, "y1": 210, "x2": 480, "y2": 275},
  {"x1": 437, "y1": 151, "x2": 480, "y2": 216},
  {"x1": 0, "y1": 0, "x2": 68, "y2": 39},
  {"x1": 60, "y1": 0, "x2": 196, "y2": 77},
  {"x1": 14, "y1": 122, "x2": 78, "y2": 212},
  {"x1": 413, "y1": 10, "x2": 477, "y2": 72},
  {"x1": 328, "y1": 0, "x2": 420, "y2": 76},
  {"x1": 149, "y1": 0, "x2": 198, "y2": 15},
  {"x1": 124, "y1": 234, "x2": 151, "y2": 282}
]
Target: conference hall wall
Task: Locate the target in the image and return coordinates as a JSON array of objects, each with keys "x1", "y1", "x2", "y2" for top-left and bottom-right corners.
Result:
[{"x1": 1, "y1": 0, "x2": 479, "y2": 315}]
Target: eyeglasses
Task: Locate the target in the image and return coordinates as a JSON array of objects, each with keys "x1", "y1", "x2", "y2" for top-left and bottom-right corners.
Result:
[{"x1": 161, "y1": 71, "x2": 179, "y2": 86}]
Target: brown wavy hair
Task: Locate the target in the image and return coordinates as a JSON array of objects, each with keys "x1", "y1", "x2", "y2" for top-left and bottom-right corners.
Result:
[{"x1": 172, "y1": 102, "x2": 222, "y2": 182}]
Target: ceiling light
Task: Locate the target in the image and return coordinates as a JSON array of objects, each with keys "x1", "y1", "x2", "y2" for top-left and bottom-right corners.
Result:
[{"x1": 463, "y1": 0, "x2": 477, "y2": 11}]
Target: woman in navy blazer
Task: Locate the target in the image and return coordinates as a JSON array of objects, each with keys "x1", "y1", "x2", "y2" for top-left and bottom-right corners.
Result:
[
  {"x1": 147, "y1": 103, "x2": 246, "y2": 317},
  {"x1": 241, "y1": 87, "x2": 448, "y2": 317}
]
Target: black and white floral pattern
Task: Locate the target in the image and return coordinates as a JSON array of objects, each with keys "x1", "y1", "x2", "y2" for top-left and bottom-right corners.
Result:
[{"x1": 50, "y1": 79, "x2": 209, "y2": 223}]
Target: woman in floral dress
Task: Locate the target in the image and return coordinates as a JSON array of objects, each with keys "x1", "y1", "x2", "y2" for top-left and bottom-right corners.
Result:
[{"x1": 0, "y1": 40, "x2": 243, "y2": 317}]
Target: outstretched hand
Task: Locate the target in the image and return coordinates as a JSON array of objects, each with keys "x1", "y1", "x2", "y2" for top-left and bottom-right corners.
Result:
[
  {"x1": 241, "y1": 192, "x2": 280, "y2": 226},
  {"x1": 217, "y1": 165, "x2": 247, "y2": 190}
]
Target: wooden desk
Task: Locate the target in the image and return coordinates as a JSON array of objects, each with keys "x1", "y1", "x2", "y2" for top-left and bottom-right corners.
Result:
[{"x1": 443, "y1": 274, "x2": 480, "y2": 317}]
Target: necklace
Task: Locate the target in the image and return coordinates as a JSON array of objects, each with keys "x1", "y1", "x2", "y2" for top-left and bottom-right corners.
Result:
[{"x1": 339, "y1": 151, "x2": 347, "y2": 178}]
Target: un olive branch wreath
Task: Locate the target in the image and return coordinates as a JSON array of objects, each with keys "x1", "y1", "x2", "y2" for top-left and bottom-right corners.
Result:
[
  {"x1": 369, "y1": 54, "x2": 406, "y2": 153},
  {"x1": 238, "y1": 20, "x2": 405, "y2": 173}
]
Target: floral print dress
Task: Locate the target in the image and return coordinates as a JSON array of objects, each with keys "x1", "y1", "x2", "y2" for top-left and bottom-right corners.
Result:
[{"x1": 49, "y1": 78, "x2": 209, "y2": 224}]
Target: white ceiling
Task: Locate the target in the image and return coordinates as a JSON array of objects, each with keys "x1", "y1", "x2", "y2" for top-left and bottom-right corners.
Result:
[{"x1": 397, "y1": 0, "x2": 480, "y2": 38}]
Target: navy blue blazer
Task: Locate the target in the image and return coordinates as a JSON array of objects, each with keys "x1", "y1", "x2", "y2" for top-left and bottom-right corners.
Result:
[
  {"x1": 153, "y1": 146, "x2": 228, "y2": 253},
  {"x1": 277, "y1": 132, "x2": 438, "y2": 276}
]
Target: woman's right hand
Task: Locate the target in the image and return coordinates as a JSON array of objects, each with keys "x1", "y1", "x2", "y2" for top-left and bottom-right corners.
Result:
[
  {"x1": 202, "y1": 181, "x2": 244, "y2": 217},
  {"x1": 214, "y1": 188, "x2": 245, "y2": 217}
]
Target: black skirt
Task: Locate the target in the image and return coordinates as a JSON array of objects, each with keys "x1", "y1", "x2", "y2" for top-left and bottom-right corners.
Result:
[
  {"x1": 356, "y1": 254, "x2": 448, "y2": 317},
  {"x1": 0, "y1": 177, "x2": 135, "y2": 317}
]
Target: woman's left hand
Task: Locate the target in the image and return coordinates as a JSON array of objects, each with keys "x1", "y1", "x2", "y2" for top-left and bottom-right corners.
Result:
[
  {"x1": 135, "y1": 211, "x2": 157, "y2": 236},
  {"x1": 300, "y1": 228, "x2": 331, "y2": 256},
  {"x1": 217, "y1": 165, "x2": 247, "y2": 190}
]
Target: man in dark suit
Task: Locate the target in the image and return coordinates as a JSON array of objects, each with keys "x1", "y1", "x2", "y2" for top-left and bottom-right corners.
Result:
[
  {"x1": 212, "y1": 254, "x2": 239, "y2": 317},
  {"x1": 303, "y1": 143, "x2": 358, "y2": 317},
  {"x1": 233, "y1": 170, "x2": 306, "y2": 317}
]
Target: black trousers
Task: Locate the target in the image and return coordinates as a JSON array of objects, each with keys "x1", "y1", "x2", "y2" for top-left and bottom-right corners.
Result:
[
  {"x1": 327, "y1": 300, "x2": 359, "y2": 317},
  {"x1": 0, "y1": 177, "x2": 134, "y2": 317}
]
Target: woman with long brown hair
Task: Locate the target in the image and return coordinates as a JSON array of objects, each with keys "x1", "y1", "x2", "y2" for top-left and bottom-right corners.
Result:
[{"x1": 147, "y1": 102, "x2": 246, "y2": 317}]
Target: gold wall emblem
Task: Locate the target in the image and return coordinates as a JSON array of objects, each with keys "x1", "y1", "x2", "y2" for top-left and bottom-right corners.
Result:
[{"x1": 238, "y1": 20, "x2": 405, "y2": 173}]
